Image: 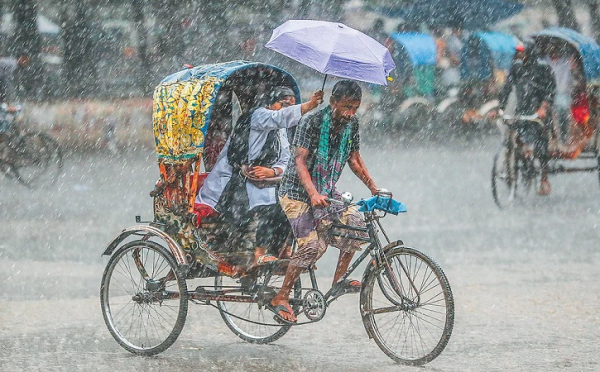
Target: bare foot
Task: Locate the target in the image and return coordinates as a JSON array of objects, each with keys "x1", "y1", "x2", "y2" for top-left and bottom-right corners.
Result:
[{"x1": 538, "y1": 179, "x2": 551, "y2": 196}]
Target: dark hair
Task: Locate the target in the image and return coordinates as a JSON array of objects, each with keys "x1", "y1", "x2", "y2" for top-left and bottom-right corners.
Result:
[
  {"x1": 268, "y1": 86, "x2": 295, "y2": 105},
  {"x1": 331, "y1": 80, "x2": 362, "y2": 101},
  {"x1": 522, "y1": 38, "x2": 541, "y2": 66}
]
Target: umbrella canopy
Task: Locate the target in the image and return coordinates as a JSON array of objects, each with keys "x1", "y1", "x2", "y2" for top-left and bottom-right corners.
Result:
[
  {"x1": 266, "y1": 20, "x2": 395, "y2": 86},
  {"x1": 373, "y1": 0, "x2": 524, "y2": 30}
]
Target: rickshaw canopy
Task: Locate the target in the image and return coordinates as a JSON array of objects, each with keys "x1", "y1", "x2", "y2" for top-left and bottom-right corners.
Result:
[
  {"x1": 388, "y1": 32, "x2": 437, "y2": 96},
  {"x1": 461, "y1": 31, "x2": 520, "y2": 81},
  {"x1": 532, "y1": 27, "x2": 600, "y2": 86},
  {"x1": 153, "y1": 61, "x2": 301, "y2": 162},
  {"x1": 389, "y1": 32, "x2": 437, "y2": 66}
]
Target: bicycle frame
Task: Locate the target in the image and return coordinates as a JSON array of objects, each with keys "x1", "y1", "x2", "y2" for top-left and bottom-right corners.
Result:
[
  {"x1": 502, "y1": 114, "x2": 598, "y2": 174},
  {"x1": 319, "y1": 203, "x2": 420, "y2": 309}
]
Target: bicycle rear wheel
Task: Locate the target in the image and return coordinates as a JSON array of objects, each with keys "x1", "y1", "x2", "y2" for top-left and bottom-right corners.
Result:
[
  {"x1": 361, "y1": 246, "x2": 454, "y2": 366},
  {"x1": 216, "y1": 269, "x2": 301, "y2": 344},
  {"x1": 13, "y1": 132, "x2": 62, "y2": 186},
  {"x1": 100, "y1": 240, "x2": 188, "y2": 355}
]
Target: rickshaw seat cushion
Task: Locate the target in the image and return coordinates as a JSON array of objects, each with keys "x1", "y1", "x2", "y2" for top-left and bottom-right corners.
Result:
[{"x1": 193, "y1": 203, "x2": 219, "y2": 228}]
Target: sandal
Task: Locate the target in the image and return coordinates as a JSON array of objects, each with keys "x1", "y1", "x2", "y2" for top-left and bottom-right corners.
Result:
[
  {"x1": 265, "y1": 303, "x2": 296, "y2": 325},
  {"x1": 330, "y1": 279, "x2": 362, "y2": 298},
  {"x1": 255, "y1": 254, "x2": 278, "y2": 266}
]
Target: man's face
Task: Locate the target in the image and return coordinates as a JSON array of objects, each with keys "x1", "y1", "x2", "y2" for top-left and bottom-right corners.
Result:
[{"x1": 330, "y1": 96, "x2": 361, "y2": 124}]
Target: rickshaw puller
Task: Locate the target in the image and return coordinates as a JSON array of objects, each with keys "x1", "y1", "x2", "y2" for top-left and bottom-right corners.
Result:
[
  {"x1": 270, "y1": 81, "x2": 380, "y2": 323},
  {"x1": 499, "y1": 41, "x2": 556, "y2": 196}
]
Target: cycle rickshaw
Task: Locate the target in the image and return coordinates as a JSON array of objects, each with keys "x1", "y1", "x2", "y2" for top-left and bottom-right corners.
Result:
[
  {"x1": 437, "y1": 31, "x2": 520, "y2": 134},
  {"x1": 491, "y1": 28, "x2": 600, "y2": 208},
  {"x1": 100, "y1": 61, "x2": 454, "y2": 365},
  {"x1": 370, "y1": 32, "x2": 437, "y2": 134}
]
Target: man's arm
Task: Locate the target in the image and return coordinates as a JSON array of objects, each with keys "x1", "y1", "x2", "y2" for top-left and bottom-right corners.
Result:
[
  {"x1": 296, "y1": 147, "x2": 328, "y2": 207},
  {"x1": 300, "y1": 90, "x2": 324, "y2": 115},
  {"x1": 347, "y1": 151, "x2": 379, "y2": 195}
]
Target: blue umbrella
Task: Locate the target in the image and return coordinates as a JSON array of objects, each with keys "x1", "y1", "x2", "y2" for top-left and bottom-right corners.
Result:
[
  {"x1": 265, "y1": 20, "x2": 396, "y2": 86},
  {"x1": 373, "y1": 0, "x2": 524, "y2": 30}
]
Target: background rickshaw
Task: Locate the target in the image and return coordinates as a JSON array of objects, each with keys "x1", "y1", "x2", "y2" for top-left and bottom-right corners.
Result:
[
  {"x1": 437, "y1": 31, "x2": 520, "y2": 133},
  {"x1": 370, "y1": 31, "x2": 437, "y2": 133},
  {"x1": 491, "y1": 28, "x2": 600, "y2": 208},
  {"x1": 99, "y1": 60, "x2": 454, "y2": 364}
]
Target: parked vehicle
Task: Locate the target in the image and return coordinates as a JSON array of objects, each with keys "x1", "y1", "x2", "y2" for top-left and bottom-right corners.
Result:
[{"x1": 369, "y1": 32, "x2": 437, "y2": 134}]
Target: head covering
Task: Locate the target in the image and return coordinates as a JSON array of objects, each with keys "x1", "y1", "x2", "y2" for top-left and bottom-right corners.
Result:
[
  {"x1": 268, "y1": 86, "x2": 295, "y2": 105},
  {"x1": 522, "y1": 38, "x2": 540, "y2": 66}
]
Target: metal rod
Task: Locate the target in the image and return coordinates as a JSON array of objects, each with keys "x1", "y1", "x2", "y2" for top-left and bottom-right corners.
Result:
[
  {"x1": 549, "y1": 166, "x2": 598, "y2": 174},
  {"x1": 321, "y1": 74, "x2": 327, "y2": 91}
]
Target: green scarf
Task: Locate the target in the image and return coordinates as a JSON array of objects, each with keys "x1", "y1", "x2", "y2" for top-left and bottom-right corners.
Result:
[{"x1": 312, "y1": 106, "x2": 352, "y2": 197}]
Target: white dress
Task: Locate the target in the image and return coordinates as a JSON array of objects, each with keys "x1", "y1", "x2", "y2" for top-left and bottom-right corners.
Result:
[{"x1": 195, "y1": 104, "x2": 302, "y2": 211}]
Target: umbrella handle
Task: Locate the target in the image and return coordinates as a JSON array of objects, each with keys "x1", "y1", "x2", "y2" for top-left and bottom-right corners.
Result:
[{"x1": 321, "y1": 74, "x2": 327, "y2": 92}]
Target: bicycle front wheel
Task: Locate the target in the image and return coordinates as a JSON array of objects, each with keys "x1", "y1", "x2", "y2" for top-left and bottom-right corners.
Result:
[
  {"x1": 361, "y1": 246, "x2": 454, "y2": 366},
  {"x1": 492, "y1": 143, "x2": 517, "y2": 208},
  {"x1": 100, "y1": 240, "x2": 188, "y2": 355}
]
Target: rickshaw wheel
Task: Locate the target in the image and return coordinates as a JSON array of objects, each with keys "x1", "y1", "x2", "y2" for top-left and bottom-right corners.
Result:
[
  {"x1": 492, "y1": 143, "x2": 517, "y2": 208},
  {"x1": 437, "y1": 101, "x2": 467, "y2": 138},
  {"x1": 216, "y1": 269, "x2": 302, "y2": 344},
  {"x1": 398, "y1": 102, "x2": 433, "y2": 134},
  {"x1": 100, "y1": 240, "x2": 188, "y2": 355}
]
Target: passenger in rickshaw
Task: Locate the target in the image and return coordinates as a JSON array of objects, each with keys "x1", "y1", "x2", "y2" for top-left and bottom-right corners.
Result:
[
  {"x1": 544, "y1": 42, "x2": 577, "y2": 142},
  {"x1": 560, "y1": 79, "x2": 594, "y2": 159},
  {"x1": 499, "y1": 41, "x2": 556, "y2": 195},
  {"x1": 194, "y1": 86, "x2": 323, "y2": 270},
  {"x1": 270, "y1": 80, "x2": 380, "y2": 323}
]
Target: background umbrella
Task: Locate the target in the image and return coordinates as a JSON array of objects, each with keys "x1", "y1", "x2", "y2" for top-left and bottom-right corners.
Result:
[
  {"x1": 265, "y1": 20, "x2": 396, "y2": 87},
  {"x1": 372, "y1": 0, "x2": 524, "y2": 30}
]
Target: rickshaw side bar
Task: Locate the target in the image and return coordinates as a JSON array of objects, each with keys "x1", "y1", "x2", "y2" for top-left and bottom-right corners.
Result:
[
  {"x1": 189, "y1": 292, "x2": 258, "y2": 303},
  {"x1": 188, "y1": 158, "x2": 202, "y2": 212},
  {"x1": 549, "y1": 166, "x2": 599, "y2": 174}
]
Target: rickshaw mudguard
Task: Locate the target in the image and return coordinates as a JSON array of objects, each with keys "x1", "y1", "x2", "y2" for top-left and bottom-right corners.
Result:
[
  {"x1": 102, "y1": 224, "x2": 189, "y2": 267},
  {"x1": 399, "y1": 96, "x2": 432, "y2": 112},
  {"x1": 436, "y1": 96, "x2": 459, "y2": 114},
  {"x1": 477, "y1": 99, "x2": 500, "y2": 116}
]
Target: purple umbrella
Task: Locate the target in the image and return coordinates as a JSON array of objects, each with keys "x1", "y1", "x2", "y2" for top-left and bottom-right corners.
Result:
[{"x1": 266, "y1": 20, "x2": 396, "y2": 86}]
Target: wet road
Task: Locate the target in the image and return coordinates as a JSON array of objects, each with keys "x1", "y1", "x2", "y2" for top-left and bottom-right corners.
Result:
[{"x1": 1, "y1": 133, "x2": 599, "y2": 371}]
